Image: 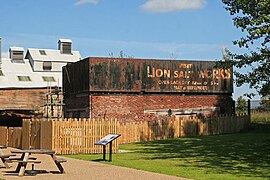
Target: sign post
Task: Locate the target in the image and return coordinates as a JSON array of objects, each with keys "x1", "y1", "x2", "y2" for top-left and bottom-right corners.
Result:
[{"x1": 95, "y1": 134, "x2": 121, "y2": 162}]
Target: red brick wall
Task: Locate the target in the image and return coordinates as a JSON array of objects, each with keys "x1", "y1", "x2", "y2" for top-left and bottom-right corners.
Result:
[
  {"x1": 65, "y1": 93, "x2": 233, "y2": 121},
  {"x1": 0, "y1": 88, "x2": 47, "y2": 111}
]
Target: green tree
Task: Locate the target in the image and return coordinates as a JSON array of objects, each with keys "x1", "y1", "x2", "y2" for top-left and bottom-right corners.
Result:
[
  {"x1": 236, "y1": 96, "x2": 247, "y2": 113},
  {"x1": 259, "y1": 96, "x2": 270, "y2": 111},
  {"x1": 222, "y1": 0, "x2": 270, "y2": 96}
]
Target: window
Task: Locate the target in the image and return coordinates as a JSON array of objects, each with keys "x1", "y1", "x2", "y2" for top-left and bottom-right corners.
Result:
[
  {"x1": 39, "y1": 50, "x2": 46, "y2": 55},
  {"x1": 42, "y1": 76, "x2": 56, "y2": 82},
  {"x1": 0, "y1": 70, "x2": 4, "y2": 76},
  {"x1": 43, "y1": 62, "x2": 52, "y2": 71},
  {"x1": 18, "y1": 76, "x2": 31, "y2": 81},
  {"x1": 62, "y1": 43, "x2": 72, "y2": 54},
  {"x1": 12, "y1": 51, "x2": 24, "y2": 61}
]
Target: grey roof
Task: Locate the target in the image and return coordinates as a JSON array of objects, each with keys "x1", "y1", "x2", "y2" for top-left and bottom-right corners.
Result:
[
  {"x1": 26, "y1": 48, "x2": 81, "y2": 62},
  {"x1": 0, "y1": 43, "x2": 81, "y2": 88},
  {"x1": 0, "y1": 58, "x2": 62, "y2": 88}
]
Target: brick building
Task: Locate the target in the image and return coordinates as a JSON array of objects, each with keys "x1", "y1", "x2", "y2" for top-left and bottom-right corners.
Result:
[{"x1": 63, "y1": 57, "x2": 234, "y2": 121}]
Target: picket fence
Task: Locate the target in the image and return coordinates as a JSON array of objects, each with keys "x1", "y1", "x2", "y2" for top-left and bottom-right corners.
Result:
[{"x1": 0, "y1": 115, "x2": 250, "y2": 154}]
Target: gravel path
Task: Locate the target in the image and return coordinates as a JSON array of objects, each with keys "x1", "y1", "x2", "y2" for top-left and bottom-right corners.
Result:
[{"x1": 0, "y1": 148, "x2": 189, "y2": 180}]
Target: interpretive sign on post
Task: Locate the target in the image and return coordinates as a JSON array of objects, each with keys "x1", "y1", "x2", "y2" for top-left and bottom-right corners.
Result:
[{"x1": 95, "y1": 134, "x2": 121, "y2": 162}]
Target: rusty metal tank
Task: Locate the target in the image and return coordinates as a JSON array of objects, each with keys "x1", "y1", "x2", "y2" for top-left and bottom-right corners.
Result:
[{"x1": 63, "y1": 57, "x2": 233, "y2": 95}]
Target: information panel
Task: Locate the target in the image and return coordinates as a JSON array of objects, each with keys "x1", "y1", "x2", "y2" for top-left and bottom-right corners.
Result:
[
  {"x1": 95, "y1": 134, "x2": 121, "y2": 146},
  {"x1": 95, "y1": 134, "x2": 121, "y2": 162}
]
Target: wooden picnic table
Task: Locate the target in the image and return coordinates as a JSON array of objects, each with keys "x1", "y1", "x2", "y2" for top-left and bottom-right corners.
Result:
[
  {"x1": 0, "y1": 145, "x2": 7, "y2": 149},
  {"x1": 11, "y1": 149, "x2": 66, "y2": 177},
  {"x1": 0, "y1": 145, "x2": 15, "y2": 168}
]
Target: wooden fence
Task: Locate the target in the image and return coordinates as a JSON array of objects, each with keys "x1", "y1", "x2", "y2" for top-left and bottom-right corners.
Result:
[
  {"x1": 0, "y1": 115, "x2": 250, "y2": 154},
  {"x1": 0, "y1": 126, "x2": 8, "y2": 146},
  {"x1": 0, "y1": 126, "x2": 22, "y2": 148},
  {"x1": 118, "y1": 115, "x2": 250, "y2": 144},
  {"x1": 20, "y1": 118, "x2": 119, "y2": 154}
]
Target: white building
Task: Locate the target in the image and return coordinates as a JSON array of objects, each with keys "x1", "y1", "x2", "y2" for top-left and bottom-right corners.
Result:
[
  {"x1": 0, "y1": 39, "x2": 81, "y2": 121},
  {"x1": 0, "y1": 39, "x2": 81, "y2": 88}
]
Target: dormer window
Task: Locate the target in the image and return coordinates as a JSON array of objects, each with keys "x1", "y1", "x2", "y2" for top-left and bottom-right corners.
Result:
[
  {"x1": 43, "y1": 62, "x2": 52, "y2": 71},
  {"x1": 9, "y1": 47, "x2": 24, "y2": 63},
  {"x1": 62, "y1": 43, "x2": 71, "y2": 54},
  {"x1": 58, "y1": 39, "x2": 72, "y2": 54},
  {"x1": 12, "y1": 51, "x2": 24, "y2": 60}
]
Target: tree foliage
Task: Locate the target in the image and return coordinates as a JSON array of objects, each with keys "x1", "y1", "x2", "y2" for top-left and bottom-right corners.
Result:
[
  {"x1": 222, "y1": 0, "x2": 270, "y2": 96},
  {"x1": 109, "y1": 50, "x2": 134, "y2": 58},
  {"x1": 258, "y1": 96, "x2": 270, "y2": 111},
  {"x1": 236, "y1": 96, "x2": 247, "y2": 113}
]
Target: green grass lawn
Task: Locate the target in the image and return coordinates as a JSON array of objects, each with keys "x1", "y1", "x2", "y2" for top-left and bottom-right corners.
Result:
[{"x1": 65, "y1": 128, "x2": 270, "y2": 180}]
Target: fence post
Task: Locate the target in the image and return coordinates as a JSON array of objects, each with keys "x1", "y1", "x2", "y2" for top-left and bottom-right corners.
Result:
[
  {"x1": 247, "y1": 99, "x2": 251, "y2": 123},
  {"x1": 247, "y1": 99, "x2": 251, "y2": 116},
  {"x1": 232, "y1": 100, "x2": 236, "y2": 115},
  {"x1": 21, "y1": 119, "x2": 31, "y2": 149}
]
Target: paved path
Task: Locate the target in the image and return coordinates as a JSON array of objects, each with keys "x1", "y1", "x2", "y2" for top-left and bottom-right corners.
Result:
[{"x1": 0, "y1": 148, "x2": 188, "y2": 180}]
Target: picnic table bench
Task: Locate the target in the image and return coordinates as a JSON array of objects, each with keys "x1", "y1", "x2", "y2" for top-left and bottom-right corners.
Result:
[
  {"x1": 11, "y1": 149, "x2": 67, "y2": 177},
  {"x1": 0, "y1": 145, "x2": 16, "y2": 168},
  {"x1": 0, "y1": 153, "x2": 16, "y2": 168}
]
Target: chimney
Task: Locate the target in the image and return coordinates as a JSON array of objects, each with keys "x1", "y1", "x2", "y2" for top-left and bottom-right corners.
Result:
[{"x1": 58, "y1": 39, "x2": 72, "y2": 54}]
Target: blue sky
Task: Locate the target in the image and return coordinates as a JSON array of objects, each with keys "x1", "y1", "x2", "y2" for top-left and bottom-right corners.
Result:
[{"x1": 0, "y1": 0, "x2": 259, "y2": 100}]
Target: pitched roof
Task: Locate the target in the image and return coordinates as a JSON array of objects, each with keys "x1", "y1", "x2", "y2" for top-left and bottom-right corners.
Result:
[
  {"x1": 0, "y1": 39, "x2": 81, "y2": 89},
  {"x1": 26, "y1": 48, "x2": 81, "y2": 62},
  {"x1": 0, "y1": 58, "x2": 62, "y2": 88}
]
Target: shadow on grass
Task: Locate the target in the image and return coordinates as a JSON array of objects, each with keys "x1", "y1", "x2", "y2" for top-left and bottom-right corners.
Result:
[{"x1": 133, "y1": 125, "x2": 270, "y2": 179}]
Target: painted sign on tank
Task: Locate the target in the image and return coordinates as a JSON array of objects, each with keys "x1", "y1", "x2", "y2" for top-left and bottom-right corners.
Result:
[
  {"x1": 87, "y1": 58, "x2": 233, "y2": 94},
  {"x1": 146, "y1": 62, "x2": 231, "y2": 92}
]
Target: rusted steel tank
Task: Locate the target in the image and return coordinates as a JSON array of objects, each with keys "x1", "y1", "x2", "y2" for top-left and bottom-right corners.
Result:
[{"x1": 63, "y1": 57, "x2": 233, "y2": 95}]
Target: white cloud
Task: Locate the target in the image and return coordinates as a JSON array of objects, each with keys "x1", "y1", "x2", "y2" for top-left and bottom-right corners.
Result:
[
  {"x1": 75, "y1": 0, "x2": 99, "y2": 6},
  {"x1": 141, "y1": 0, "x2": 207, "y2": 13}
]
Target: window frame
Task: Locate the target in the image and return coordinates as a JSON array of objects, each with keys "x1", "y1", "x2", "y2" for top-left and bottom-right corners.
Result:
[
  {"x1": 42, "y1": 76, "x2": 56, "y2": 82},
  {"x1": 39, "y1": 50, "x2": 47, "y2": 55},
  {"x1": 17, "y1": 76, "x2": 31, "y2": 82},
  {"x1": 43, "y1": 61, "x2": 52, "y2": 71}
]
